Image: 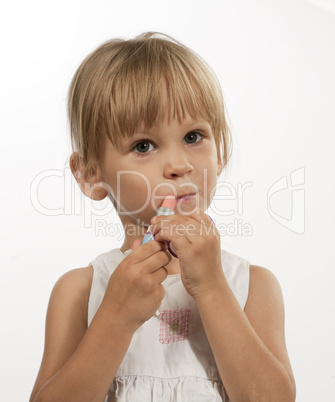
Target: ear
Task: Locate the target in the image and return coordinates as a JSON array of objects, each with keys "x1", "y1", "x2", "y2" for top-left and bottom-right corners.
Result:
[{"x1": 69, "y1": 152, "x2": 108, "y2": 201}]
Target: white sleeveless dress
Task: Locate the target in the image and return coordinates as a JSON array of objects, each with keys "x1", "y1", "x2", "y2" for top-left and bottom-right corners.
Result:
[{"x1": 88, "y1": 248, "x2": 250, "y2": 401}]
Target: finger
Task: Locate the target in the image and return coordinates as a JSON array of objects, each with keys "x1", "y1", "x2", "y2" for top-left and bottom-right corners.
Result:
[
  {"x1": 151, "y1": 266, "x2": 168, "y2": 284},
  {"x1": 131, "y1": 239, "x2": 142, "y2": 250},
  {"x1": 130, "y1": 238, "x2": 168, "y2": 264},
  {"x1": 138, "y1": 248, "x2": 172, "y2": 274},
  {"x1": 152, "y1": 211, "x2": 214, "y2": 238},
  {"x1": 151, "y1": 211, "x2": 206, "y2": 229},
  {"x1": 153, "y1": 225, "x2": 191, "y2": 255},
  {"x1": 181, "y1": 208, "x2": 211, "y2": 226},
  {"x1": 151, "y1": 218, "x2": 199, "y2": 242},
  {"x1": 190, "y1": 209, "x2": 214, "y2": 226},
  {"x1": 151, "y1": 213, "x2": 198, "y2": 225}
]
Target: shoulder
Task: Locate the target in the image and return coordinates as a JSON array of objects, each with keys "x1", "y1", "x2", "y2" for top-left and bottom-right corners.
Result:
[
  {"x1": 53, "y1": 266, "x2": 93, "y2": 294},
  {"x1": 248, "y1": 264, "x2": 279, "y2": 284},
  {"x1": 248, "y1": 264, "x2": 282, "y2": 301},
  {"x1": 245, "y1": 264, "x2": 285, "y2": 332},
  {"x1": 49, "y1": 266, "x2": 93, "y2": 326},
  {"x1": 52, "y1": 266, "x2": 93, "y2": 300}
]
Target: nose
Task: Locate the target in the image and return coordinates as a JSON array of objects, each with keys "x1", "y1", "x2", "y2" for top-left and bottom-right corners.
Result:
[{"x1": 163, "y1": 151, "x2": 193, "y2": 179}]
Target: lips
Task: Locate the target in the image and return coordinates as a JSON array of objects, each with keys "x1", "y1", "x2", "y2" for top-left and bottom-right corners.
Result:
[{"x1": 176, "y1": 192, "x2": 196, "y2": 200}]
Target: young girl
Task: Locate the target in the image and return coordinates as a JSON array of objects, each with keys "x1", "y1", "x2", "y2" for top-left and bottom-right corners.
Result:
[{"x1": 30, "y1": 32, "x2": 296, "y2": 401}]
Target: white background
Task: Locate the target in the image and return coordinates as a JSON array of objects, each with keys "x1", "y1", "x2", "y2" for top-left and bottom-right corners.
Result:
[{"x1": 1, "y1": 0, "x2": 334, "y2": 400}]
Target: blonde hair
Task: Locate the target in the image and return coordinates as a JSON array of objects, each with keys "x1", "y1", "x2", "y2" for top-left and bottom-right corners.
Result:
[{"x1": 68, "y1": 32, "x2": 232, "y2": 177}]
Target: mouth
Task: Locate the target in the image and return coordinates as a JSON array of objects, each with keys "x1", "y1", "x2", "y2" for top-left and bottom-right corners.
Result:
[{"x1": 176, "y1": 192, "x2": 196, "y2": 201}]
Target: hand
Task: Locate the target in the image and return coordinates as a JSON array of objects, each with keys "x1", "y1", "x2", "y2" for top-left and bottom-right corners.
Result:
[
  {"x1": 151, "y1": 208, "x2": 225, "y2": 299},
  {"x1": 99, "y1": 239, "x2": 171, "y2": 333}
]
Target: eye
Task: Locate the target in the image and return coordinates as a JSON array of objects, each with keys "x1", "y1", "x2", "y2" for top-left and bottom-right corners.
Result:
[
  {"x1": 132, "y1": 140, "x2": 154, "y2": 155},
  {"x1": 184, "y1": 131, "x2": 203, "y2": 144}
]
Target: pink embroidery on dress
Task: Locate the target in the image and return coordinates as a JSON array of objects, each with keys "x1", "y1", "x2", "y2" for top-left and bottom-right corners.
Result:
[{"x1": 159, "y1": 308, "x2": 190, "y2": 344}]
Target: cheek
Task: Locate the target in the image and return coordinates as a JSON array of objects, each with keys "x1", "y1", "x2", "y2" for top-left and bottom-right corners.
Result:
[
  {"x1": 108, "y1": 170, "x2": 162, "y2": 220},
  {"x1": 114, "y1": 173, "x2": 151, "y2": 206},
  {"x1": 100, "y1": 153, "x2": 158, "y2": 220},
  {"x1": 196, "y1": 153, "x2": 218, "y2": 205}
]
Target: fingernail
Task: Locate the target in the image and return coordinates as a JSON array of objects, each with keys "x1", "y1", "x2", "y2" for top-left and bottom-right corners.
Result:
[{"x1": 135, "y1": 239, "x2": 142, "y2": 248}]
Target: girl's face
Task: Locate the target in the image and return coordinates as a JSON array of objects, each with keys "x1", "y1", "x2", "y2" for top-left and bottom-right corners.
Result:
[{"x1": 99, "y1": 113, "x2": 219, "y2": 228}]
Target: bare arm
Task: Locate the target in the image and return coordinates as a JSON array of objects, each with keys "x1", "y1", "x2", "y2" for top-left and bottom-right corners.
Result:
[
  {"x1": 196, "y1": 265, "x2": 296, "y2": 402},
  {"x1": 29, "y1": 267, "x2": 134, "y2": 402},
  {"x1": 30, "y1": 240, "x2": 171, "y2": 402},
  {"x1": 151, "y1": 210, "x2": 296, "y2": 401}
]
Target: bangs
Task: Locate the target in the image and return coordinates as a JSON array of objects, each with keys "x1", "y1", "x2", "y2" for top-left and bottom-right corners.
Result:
[{"x1": 98, "y1": 38, "x2": 225, "y2": 148}]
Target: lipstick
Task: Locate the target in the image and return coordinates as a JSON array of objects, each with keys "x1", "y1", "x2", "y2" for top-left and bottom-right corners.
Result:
[{"x1": 141, "y1": 195, "x2": 177, "y2": 245}]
